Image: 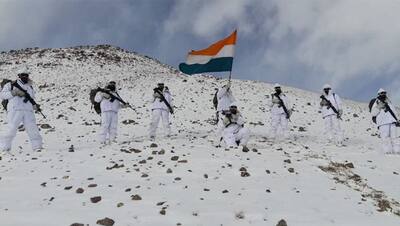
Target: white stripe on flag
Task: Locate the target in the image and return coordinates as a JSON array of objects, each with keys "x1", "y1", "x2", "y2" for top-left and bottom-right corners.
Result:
[{"x1": 186, "y1": 45, "x2": 235, "y2": 65}]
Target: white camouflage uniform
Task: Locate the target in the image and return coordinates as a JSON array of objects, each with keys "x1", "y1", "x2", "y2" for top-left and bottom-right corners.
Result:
[
  {"x1": 269, "y1": 90, "x2": 291, "y2": 140},
  {"x1": 222, "y1": 111, "x2": 250, "y2": 147},
  {"x1": 95, "y1": 90, "x2": 123, "y2": 143},
  {"x1": 216, "y1": 84, "x2": 236, "y2": 135},
  {"x1": 149, "y1": 89, "x2": 173, "y2": 138},
  {"x1": 320, "y1": 88, "x2": 344, "y2": 145},
  {"x1": 0, "y1": 79, "x2": 43, "y2": 151},
  {"x1": 371, "y1": 90, "x2": 399, "y2": 154}
]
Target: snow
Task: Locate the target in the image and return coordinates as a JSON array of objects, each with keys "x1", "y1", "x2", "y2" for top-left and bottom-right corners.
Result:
[{"x1": 0, "y1": 45, "x2": 399, "y2": 226}]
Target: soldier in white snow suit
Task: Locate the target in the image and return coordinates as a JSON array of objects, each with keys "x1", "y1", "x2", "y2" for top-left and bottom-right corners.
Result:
[
  {"x1": 319, "y1": 84, "x2": 344, "y2": 146},
  {"x1": 216, "y1": 82, "x2": 236, "y2": 135},
  {"x1": 95, "y1": 81, "x2": 127, "y2": 144},
  {"x1": 269, "y1": 83, "x2": 292, "y2": 140},
  {"x1": 0, "y1": 71, "x2": 43, "y2": 152},
  {"x1": 221, "y1": 104, "x2": 250, "y2": 152},
  {"x1": 371, "y1": 88, "x2": 400, "y2": 154},
  {"x1": 149, "y1": 83, "x2": 173, "y2": 139}
]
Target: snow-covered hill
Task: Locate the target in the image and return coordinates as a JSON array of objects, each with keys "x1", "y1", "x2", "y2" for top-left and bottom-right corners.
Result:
[{"x1": 0, "y1": 45, "x2": 399, "y2": 226}]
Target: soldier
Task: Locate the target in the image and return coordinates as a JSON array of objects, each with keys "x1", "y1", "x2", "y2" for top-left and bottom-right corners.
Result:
[
  {"x1": 269, "y1": 83, "x2": 292, "y2": 141},
  {"x1": 221, "y1": 104, "x2": 250, "y2": 152},
  {"x1": 149, "y1": 83, "x2": 173, "y2": 140},
  {"x1": 371, "y1": 88, "x2": 400, "y2": 154},
  {"x1": 319, "y1": 84, "x2": 344, "y2": 146},
  {"x1": 0, "y1": 70, "x2": 43, "y2": 152},
  {"x1": 94, "y1": 81, "x2": 129, "y2": 144}
]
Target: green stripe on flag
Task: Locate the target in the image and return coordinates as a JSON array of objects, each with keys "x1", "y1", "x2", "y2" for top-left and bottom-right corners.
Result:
[{"x1": 179, "y1": 57, "x2": 233, "y2": 75}]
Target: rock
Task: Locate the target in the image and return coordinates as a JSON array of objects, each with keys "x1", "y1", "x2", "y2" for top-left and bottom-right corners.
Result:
[
  {"x1": 239, "y1": 167, "x2": 247, "y2": 172},
  {"x1": 64, "y1": 186, "x2": 73, "y2": 190},
  {"x1": 150, "y1": 143, "x2": 158, "y2": 148},
  {"x1": 131, "y1": 194, "x2": 142, "y2": 200},
  {"x1": 70, "y1": 223, "x2": 84, "y2": 226},
  {"x1": 88, "y1": 184, "x2": 97, "y2": 188},
  {"x1": 276, "y1": 219, "x2": 287, "y2": 226},
  {"x1": 222, "y1": 189, "x2": 229, "y2": 193},
  {"x1": 235, "y1": 211, "x2": 245, "y2": 219},
  {"x1": 68, "y1": 145, "x2": 75, "y2": 152},
  {"x1": 178, "y1": 159, "x2": 188, "y2": 163},
  {"x1": 40, "y1": 124, "x2": 52, "y2": 129},
  {"x1": 76, "y1": 188, "x2": 84, "y2": 194},
  {"x1": 122, "y1": 119, "x2": 136, "y2": 125},
  {"x1": 288, "y1": 168, "x2": 295, "y2": 173},
  {"x1": 90, "y1": 196, "x2": 102, "y2": 203},
  {"x1": 166, "y1": 168, "x2": 173, "y2": 173},
  {"x1": 158, "y1": 149, "x2": 165, "y2": 155},
  {"x1": 159, "y1": 209, "x2": 166, "y2": 215},
  {"x1": 96, "y1": 217, "x2": 115, "y2": 226},
  {"x1": 240, "y1": 171, "x2": 250, "y2": 177},
  {"x1": 298, "y1": 127, "x2": 306, "y2": 132},
  {"x1": 344, "y1": 162, "x2": 354, "y2": 168},
  {"x1": 171, "y1": 156, "x2": 179, "y2": 161},
  {"x1": 284, "y1": 159, "x2": 291, "y2": 164},
  {"x1": 353, "y1": 113, "x2": 359, "y2": 117},
  {"x1": 130, "y1": 148, "x2": 141, "y2": 153},
  {"x1": 377, "y1": 199, "x2": 391, "y2": 212},
  {"x1": 117, "y1": 202, "x2": 124, "y2": 207}
]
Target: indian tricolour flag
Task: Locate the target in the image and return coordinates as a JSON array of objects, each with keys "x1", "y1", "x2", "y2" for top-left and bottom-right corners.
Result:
[{"x1": 179, "y1": 30, "x2": 237, "y2": 75}]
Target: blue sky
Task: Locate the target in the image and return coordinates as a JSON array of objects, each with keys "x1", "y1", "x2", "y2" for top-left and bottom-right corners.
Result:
[{"x1": 1, "y1": 0, "x2": 400, "y2": 103}]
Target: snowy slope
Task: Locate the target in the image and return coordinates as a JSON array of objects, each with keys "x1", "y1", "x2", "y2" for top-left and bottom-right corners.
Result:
[{"x1": 0, "y1": 45, "x2": 399, "y2": 226}]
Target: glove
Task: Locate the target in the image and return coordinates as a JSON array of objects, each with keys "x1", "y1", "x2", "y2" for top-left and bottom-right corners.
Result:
[
  {"x1": 320, "y1": 99, "x2": 328, "y2": 107},
  {"x1": 33, "y1": 104, "x2": 40, "y2": 112},
  {"x1": 287, "y1": 109, "x2": 293, "y2": 118},
  {"x1": 11, "y1": 89, "x2": 25, "y2": 97},
  {"x1": 272, "y1": 97, "x2": 281, "y2": 105},
  {"x1": 102, "y1": 92, "x2": 110, "y2": 99},
  {"x1": 372, "y1": 116, "x2": 377, "y2": 124}
]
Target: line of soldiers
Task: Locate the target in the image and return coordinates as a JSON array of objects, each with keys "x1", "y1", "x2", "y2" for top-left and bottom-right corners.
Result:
[
  {"x1": 0, "y1": 70, "x2": 399, "y2": 155},
  {"x1": 215, "y1": 82, "x2": 400, "y2": 154}
]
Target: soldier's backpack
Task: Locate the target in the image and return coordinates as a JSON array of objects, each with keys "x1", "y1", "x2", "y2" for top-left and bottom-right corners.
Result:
[
  {"x1": 1, "y1": 79, "x2": 12, "y2": 110},
  {"x1": 213, "y1": 90, "x2": 218, "y2": 110},
  {"x1": 368, "y1": 98, "x2": 376, "y2": 113},
  {"x1": 89, "y1": 88, "x2": 101, "y2": 114}
]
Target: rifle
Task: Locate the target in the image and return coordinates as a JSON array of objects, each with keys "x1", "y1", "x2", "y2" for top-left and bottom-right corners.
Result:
[
  {"x1": 383, "y1": 101, "x2": 400, "y2": 127},
  {"x1": 98, "y1": 88, "x2": 135, "y2": 112},
  {"x1": 274, "y1": 93, "x2": 291, "y2": 120},
  {"x1": 12, "y1": 81, "x2": 46, "y2": 119},
  {"x1": 320, "y1": 95, "x2": 341, "y2": 120},
  {"x1": 154, "y1": 88, "x2": 174, "y2": 114}
]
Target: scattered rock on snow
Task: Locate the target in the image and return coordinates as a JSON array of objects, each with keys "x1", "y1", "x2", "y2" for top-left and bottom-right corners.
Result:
[
  {"x1": 150, "y1": 143, "x2": 158, "y2": 148},
  {"x1": 276, "y1": 219, "x2": 288, "y2": 226},
  {"x1": 96, "y1": 217, "x2": 115, "y2": 226},
  {"x1": 171, "y1": 156, "x2": 179, "y2": 161},
  {"x1": 40, "y1": 124, "x2": 52, "y2": 129},
  {"x1": 131, "y1": 194, "x2": 142, "y2": 200},
  {"x1": 90, "y1": 196, "x2": 102, "y2": 203}
]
